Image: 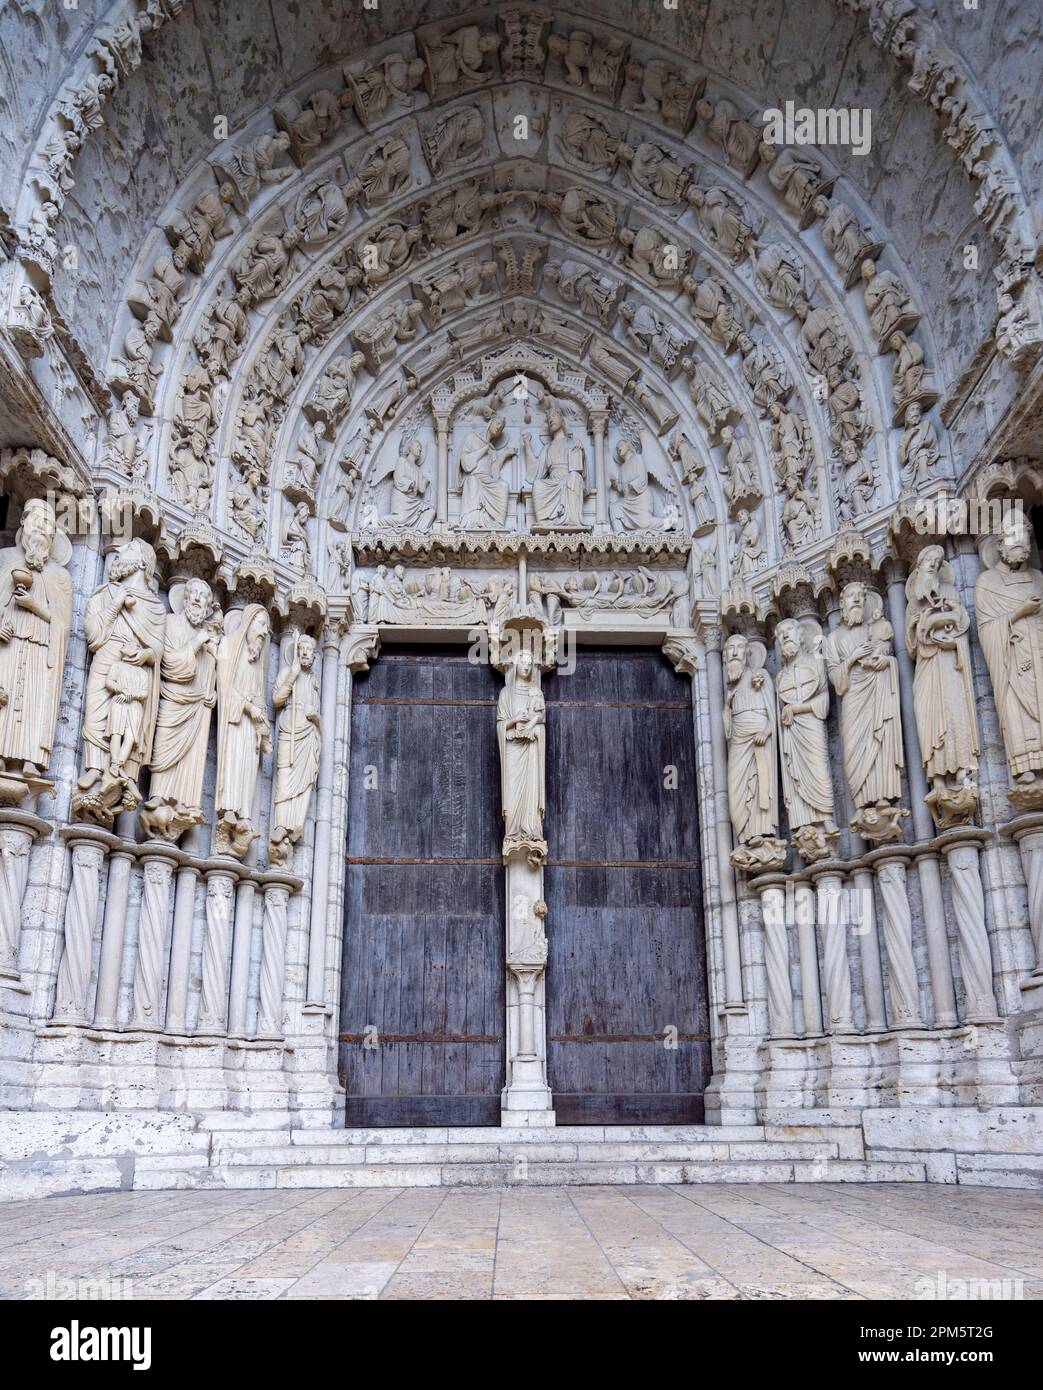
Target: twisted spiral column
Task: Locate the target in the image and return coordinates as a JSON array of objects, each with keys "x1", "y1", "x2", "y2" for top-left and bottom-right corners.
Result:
[
  {"x1": 131, "y1": 854, "x2": 176, "y2": 1030},
  {"x1": 757, "y1": 882, "x2": 795, "y2": 1037},
  {"x1": 815, "y1": 871, "x2": 853, "y2": 1033},
  {"x1": 794, "y1": 881, "x2": 823, "y2": 1035},
  {"x1": 52, "y1": 838, "x2": 106, "y2": 1023},
  {"x1": 1012, "y1": 824, "x2": 1043, "y2": 977},
  {"x1": 257, "y1": 884, "x2": 290, "y2": 1039},
  {"x1": 944, "y1": 838, "x2": 999, "y2": 1022},
  {"x1": 0, "y1": 826, "x2": 34, "y2": 977},
  {"x1": 197, "y1": 869, "x2": 236, "y2": 1034},
  {"x1": 872, "y1": 853, "x2": 923, "y2": 1028}
]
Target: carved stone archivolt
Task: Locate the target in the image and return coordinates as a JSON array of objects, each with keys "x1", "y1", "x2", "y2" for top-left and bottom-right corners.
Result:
[{"x1": 57, "y1": 0, "x2": 983, "y2": 612}]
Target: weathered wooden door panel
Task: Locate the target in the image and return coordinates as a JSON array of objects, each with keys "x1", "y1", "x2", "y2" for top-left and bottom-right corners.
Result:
[
  {"x1": 340, "y1": 646, "x2": 505, "y2": 1127},
  {"x1": 544, "y1": 647, "x2": 710, "y2": 1125}
]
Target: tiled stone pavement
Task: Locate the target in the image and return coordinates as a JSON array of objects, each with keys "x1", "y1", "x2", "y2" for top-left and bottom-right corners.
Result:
[{"x1": 1, "y1": 1184, "x2": 1041, "y2": 1300}]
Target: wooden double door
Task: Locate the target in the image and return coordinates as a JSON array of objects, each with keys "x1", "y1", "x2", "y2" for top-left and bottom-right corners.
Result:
[{"x1": 340, "y1": 642, "x2": 710, "y2": 1127}]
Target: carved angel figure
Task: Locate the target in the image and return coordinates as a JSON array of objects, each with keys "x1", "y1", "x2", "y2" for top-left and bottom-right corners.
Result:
[
  {"x1": 609, "y1": 439, "x2": 676, "y2": 532},
  {"x1": 371, "y1": 441, "x2": 435, "y2": 532}
]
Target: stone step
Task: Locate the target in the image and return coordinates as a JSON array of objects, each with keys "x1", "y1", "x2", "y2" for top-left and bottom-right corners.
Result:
[
  {"x1": 15, "y1": 1151, "x2": 934, "y2": 1197},
  {"x1": 212, "y1": 1137, "x2": 838, "y2": 1167},
  {"x1": 284, "y1": 1123, "x2": 767, "y2": 1146},
  {"x1": 206, "y1": 1159, "x2": 811, "y2": 1189}
]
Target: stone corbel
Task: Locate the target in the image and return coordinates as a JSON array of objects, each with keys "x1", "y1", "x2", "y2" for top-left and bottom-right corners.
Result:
[
  {"x1": 342, "y1": 623, "x2": 381, "y2": 673},
  {"x1": 662, "y1": 633, "x2": 700, "y2": 677}
]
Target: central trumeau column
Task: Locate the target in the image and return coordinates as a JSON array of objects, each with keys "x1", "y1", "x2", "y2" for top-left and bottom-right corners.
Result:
[{"x1": 493, "y1": 610, "x2": 555, "y2": 1125}]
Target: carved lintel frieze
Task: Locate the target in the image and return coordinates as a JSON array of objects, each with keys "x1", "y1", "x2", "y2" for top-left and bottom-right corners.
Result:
[{"x1": 352, "y1": 527, "x2": 691, "y2": 565}]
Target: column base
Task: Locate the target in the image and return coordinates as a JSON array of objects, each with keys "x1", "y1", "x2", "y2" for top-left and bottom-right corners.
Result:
[
  {"x1": 500, "y1": 1105, "x2": 557, "y2": 1128},
  {"x1": 501, "y1": 1067, "x2": 555, "y2": 1125}
]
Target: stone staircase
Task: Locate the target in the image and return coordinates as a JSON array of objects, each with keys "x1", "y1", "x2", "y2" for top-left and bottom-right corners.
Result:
[
  {"x1": 193, "y1": 1120, "x2": 921, "y2": 1190},
  {"x1": 8, "y1": 1107, "x2": 1043, "y2": 1198}
]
